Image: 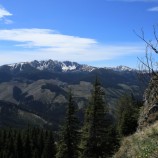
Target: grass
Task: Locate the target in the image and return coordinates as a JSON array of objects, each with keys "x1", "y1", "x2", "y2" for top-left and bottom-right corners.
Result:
[{"x1": 114, "y1": 121, "x2": 158, "y2": 158}]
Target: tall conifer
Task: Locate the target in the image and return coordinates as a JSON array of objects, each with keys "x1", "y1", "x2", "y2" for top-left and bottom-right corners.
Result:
[
  {"x1": 116, "y1": 94, "x2": 140, "y2": 137},
  {"x1": 56, "y1": 90, "x2": 80, "y2": 158},
  {"x1": 80, "y1": 78, "x2": 108, "y2": 158}
]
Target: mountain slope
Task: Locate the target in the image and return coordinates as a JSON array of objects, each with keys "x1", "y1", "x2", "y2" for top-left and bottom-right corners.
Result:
[
  {"x1": 114, "y1": 121, "x2": 158, "y2": 158},
  {"x1": 114, "y1": 73, "x2": 158, "y2": 158},
  {"x1": 1, "y1": 59, "x2": 137, "y2": 74},
  {"x1": 0, "y1": 59, "x2": 147, "y2": 128},
  {"x1": 138, "y1": 74, "x2": 158, "y2": 129},
  {"x1": 1, "y1": 60, "x2": 95, "y2": 73},
  {"x1": 0, "y1": 100, "x2": 50, "y2": 128}
]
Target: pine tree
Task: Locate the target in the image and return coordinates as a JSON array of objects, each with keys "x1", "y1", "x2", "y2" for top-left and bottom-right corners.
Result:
[
  {"x1": 56, "y1": 90, "x2": 80, "y2": 158},
  {"x1": 23, "y1": 133, "x2": 32, "y2": 158},
  {"x1": 42, "y1": 131, "x2": 56, "y2": 158},
  {"x1": 0, "y1": 128, "x2": 56, "y2": 158},
  {"x1": 116, "y1": 94, "x2": 141, "y2": 137},
  {"x1": 37, "y1": 129, "x2": 44, "y2": 157},
  {"x1": 15, "y1": 132, "x2": 23, "y2": 158},
  {"x1": 80, "y1": 78, "x2": 108, "y2": 158},
  {"x1": 32, "y1": 149, "x2": 39, "y2": 158},
  {"x1": 104, "y1": 124, "x2": 120, "y2": 156},
  {"x1": 7, "y1": 133, "x2": 15, "y2": 158}
]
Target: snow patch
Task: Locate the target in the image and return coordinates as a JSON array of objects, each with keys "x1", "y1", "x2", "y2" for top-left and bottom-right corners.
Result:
[{"x1": 62, "y1": 63, "x2": 76, "y2": 71}]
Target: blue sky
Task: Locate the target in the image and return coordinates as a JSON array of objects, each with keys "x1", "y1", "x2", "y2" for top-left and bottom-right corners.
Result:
[{"x1": 0, "y1": 0, "x2": 158, "y2": 68}]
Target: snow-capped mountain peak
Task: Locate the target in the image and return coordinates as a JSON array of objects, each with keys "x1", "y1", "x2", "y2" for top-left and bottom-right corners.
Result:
[
  {"x1": 114, "y1": 65, "x2": 134, "y2": 71},
  {"x1": 61, "y1": 63, "x2": 76, "y2": 71},
  {"x1": 3, "y1": 60, "x2": 95, "y2": 73},
  {"x1": 105, "y1": 65, "x2": 135, "y2": 72},
  {"x1": 1, "y1": 60, "x2": 136, "y2": 74}
]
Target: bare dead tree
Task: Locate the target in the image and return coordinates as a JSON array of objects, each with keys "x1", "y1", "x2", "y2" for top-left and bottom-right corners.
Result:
[
  {"x1": 134, "y1": 26, "x2": 158, "y2": 78},
  {"x1": 132, "y1": 26, "x2": 158, "y2": 97}
]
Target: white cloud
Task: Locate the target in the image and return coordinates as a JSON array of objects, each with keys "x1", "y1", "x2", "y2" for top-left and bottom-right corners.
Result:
[
  {"x1": 4, "y1": 19, "x2": 13, "y2": 24},
  {"x1": 0, "y1": 28, "x2": 145, "y2": 65},
  {"x1": 148, "y1": 6, "x2": 158, "y2": 11},
  {"x1": 0, "y1": 6, "x2": 12, "y2": 18},
  {"x1": 0, "y1": 5, "x2": 12, "y2": 24},
  {"x1": 0, "y1": 29, "x2": 96, "y2": 49}
]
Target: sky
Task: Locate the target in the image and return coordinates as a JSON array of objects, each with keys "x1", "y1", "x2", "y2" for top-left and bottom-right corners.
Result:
[{"x1": 0, "y1": 0, "x2": 158, "y2": 68}]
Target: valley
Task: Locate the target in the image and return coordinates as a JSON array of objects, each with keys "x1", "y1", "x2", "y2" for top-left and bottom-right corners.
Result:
[{"x1": 0, "y1": 59, "x2": 147, "y2": 129}]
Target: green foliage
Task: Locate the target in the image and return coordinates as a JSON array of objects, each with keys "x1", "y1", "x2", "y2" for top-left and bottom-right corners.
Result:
[
  {"x1": 56, "y1": 91, "x2": 80, "y2": 158},
  {"x1": 0, "y1": 77, "x2": 142, "y2": 158},
  {"x1": 116, "y1": 94, "x2": 142, "y2": 137},
  {"x1": 80, "y1": 78, "x2": 118, "y2": 158},
  {"x1": 0, "y1": 127, "x2": 56, "y2": 158},
  {"x1": 114, "y1": 121, "x2": 158, "y2": 158},
  {"x1": 42, "y1": 131, "x2": 56, "y2": 158},
  {"x1": 104, "y1": 125, "x2": 120, "y2": 156}
]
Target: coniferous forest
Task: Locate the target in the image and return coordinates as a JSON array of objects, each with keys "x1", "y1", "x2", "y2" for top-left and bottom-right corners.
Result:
[
  {"x1": 0, "y1": 128, "x2": 56, "y2": 158},
  {"x1": 0, "y1": 78, "x2": 142, "y2": 158}
]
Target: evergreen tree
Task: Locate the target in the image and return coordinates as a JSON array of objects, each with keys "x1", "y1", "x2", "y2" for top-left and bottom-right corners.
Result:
[
  {"x1": 23, "y1": 133, "x2": 32, "y2": 158},
  {"x1": 104, "y1": 124, "x2": 120, "y2": 156},
  {"x1": 37, "y1": 129, "x2": 44, "y2": 157},
  {"x1": 42, "y1": 131, "x2": 56, "y2": 158},
  {"x1": 80, "y1": 78, "x2": 108, "y2": 158},
  {"x1": 15, "y1": 132, "x2": 23, "y2": 158},
  {"x1": 116, "y1": 94, "x2": 141, "y2": 137},
  {"x1": 7, "y1": 133, "x2": 15, "y2": 158},
  {"x1": 32, "y1": 149, "x2": 39, "y2": 158},
  {"x1": 0, "y1": 127, "x2": 56, "y2": 158},
  {"x1": 56, "y1": 90, "x2": 80, "y2": 158}
]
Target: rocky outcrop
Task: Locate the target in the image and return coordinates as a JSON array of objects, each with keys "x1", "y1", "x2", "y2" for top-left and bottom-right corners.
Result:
[
  {"x1": 115, "y1": 74, "x2": 158, "y2": 157},
  {"x1": 114, "y1": 121, "x2": 158, "y2": 158},
  {"x1": 138, "y1": 75, "x2": 158, "y2": 129}
]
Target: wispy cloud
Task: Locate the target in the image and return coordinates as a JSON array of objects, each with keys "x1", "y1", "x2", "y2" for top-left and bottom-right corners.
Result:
[
  {"x1": 0, "y1": 5, "x2": 13, "y2": 24},
  {"x1": 0, "y1": 29, "x2": 96, "y2": 48},
  {"x1": 0, "y1": 28, "x2": 144, "y2": 65},
  {"x1": 0, "y1": 6, "x2": 12, "y2": 18},
  {"x1": 148, "y1": 6, "x2": 158, "y2": 11},
  {"x1": 4, "y1": 19, "x2": 13, "y2": 24}
]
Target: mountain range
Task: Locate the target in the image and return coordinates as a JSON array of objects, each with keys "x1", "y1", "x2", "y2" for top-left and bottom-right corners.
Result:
[
  {"x1": 0, "y1": 59, "x2": 147, "y2": 129},
  {"x1": 1, "y1": 59, "x2": 136, "y2": 73}
]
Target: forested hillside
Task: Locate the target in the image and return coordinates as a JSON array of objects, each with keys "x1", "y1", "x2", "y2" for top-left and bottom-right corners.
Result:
[
  {"x1": 0, "y1": 77, "x2": 142, "y2": 158},
  {"x1": 0, "y1": 60, "x2": 147, "y2": 130}
]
